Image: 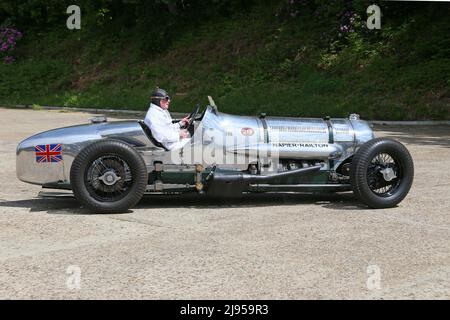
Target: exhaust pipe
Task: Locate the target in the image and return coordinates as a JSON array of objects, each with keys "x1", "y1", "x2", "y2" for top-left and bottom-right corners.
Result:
[
  {"x1": 241, "y1": 165, "x2": 322, "y2": 183},
  {"x1": 206, "y1": 165, "x2": 322, "y2": 197}
]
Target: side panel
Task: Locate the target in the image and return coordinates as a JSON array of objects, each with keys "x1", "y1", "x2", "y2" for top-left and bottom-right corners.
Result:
[
  {"x1": 266, "y1": 117, "x2": 329, "y2": 143},
  {"x1": 16, "y1": 125, "x2": 101, "y2": 186},
  {"x1": 16, "y1": 121, "x2": 152, "y2": 187}
]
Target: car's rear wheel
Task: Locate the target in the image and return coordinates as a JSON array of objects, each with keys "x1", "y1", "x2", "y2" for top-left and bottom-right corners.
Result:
[
  {"x1": 70, "y1": 140, "x2": 147, "y2": 213},
  {"x1": 350, "y1": 138, "x2": 414, "y2": 208}
]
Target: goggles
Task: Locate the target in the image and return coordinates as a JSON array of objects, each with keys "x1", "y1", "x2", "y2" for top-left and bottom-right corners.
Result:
[{"x1": 151, "y1": 95, "x2": 171, "y2": 101}]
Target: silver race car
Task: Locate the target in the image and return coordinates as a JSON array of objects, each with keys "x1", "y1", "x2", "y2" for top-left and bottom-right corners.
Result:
[{"x1": 16, "y1": 97, "x2": 414, "y2": 213}]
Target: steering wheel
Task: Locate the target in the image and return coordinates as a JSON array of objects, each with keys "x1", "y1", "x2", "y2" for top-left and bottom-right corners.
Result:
[{"x1": 186, "y1": 104, "x2": 200, "y2": 129}]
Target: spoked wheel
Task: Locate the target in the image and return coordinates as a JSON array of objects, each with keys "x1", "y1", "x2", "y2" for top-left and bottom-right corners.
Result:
[
  {"x1": 71, "y1": 140, "x2": 147, "y2": 213},
  {"x1": 350, "y1": 138, "x2": 414, "y2": 208},
  {"x1": 85, "y1": 155, "x2": 133, "y2": 202}
]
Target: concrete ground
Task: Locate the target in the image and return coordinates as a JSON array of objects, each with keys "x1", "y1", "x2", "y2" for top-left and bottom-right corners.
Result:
[{"x1": 0, "y1": 107, "x2": 449, "y2": 299}]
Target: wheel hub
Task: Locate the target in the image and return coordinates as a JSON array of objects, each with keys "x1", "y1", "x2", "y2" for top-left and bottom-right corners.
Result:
[
  {"x1": 367, "y1": 152, "x2": 401, "y2": 196},
  {"x1": 380, "y1": 167, "x2": 397, "y2": 182},
  {"x1": 98, "y1": 170, "x2": 121, "y2": 186}
]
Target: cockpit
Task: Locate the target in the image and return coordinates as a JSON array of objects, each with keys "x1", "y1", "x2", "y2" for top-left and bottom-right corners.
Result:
[{"x1": 138, "y1": 96, "x2": 218, "y2": 151}]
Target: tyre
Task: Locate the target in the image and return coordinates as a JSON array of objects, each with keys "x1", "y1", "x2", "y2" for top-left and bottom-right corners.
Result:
[
  {"x1": 350, "y1": 138, "x2": 414, "y2": 208},
  {"x1": 70, "y1": 140, "x2": 148, "y2": 213}
]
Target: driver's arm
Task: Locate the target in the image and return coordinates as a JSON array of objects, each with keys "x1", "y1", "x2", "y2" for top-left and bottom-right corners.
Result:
[{"x1": 178, "y1": 116, "x2": 190, "y2": 128}]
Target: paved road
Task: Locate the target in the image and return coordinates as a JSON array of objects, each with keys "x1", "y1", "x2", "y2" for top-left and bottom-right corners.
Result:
[{"x1": 0, "y1": 107, "x2": 449, "y2": 299}]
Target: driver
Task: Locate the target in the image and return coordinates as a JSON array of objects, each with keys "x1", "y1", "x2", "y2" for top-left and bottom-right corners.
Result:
[{"x1": 144, "y1": 88, "x2": 190, "y2": 150}]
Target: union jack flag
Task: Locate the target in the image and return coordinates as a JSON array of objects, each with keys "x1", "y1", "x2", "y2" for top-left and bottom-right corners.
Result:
[{"x1": 34, "y1": 144, "x2": 63, "y2": 163}]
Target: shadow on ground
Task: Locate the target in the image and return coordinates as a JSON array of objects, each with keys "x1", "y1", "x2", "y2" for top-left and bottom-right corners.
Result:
[
  {"x1": 373, "y1": 125, "x2": 450, "y2": 148},
  {"x1": 0, "y1": 192, "x2": 368, "y2": 215}
]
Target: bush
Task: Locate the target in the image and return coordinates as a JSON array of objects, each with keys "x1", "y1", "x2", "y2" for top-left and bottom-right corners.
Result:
[{"x1": 0, "y1": 27, "x2": 22, "y2": 64}]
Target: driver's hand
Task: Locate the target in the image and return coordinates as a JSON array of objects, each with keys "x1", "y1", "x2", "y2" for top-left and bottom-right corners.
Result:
[
  {"x1": 179, "y1": 129, "x2": 190, "y2": 139},
  {"x1": 180, "y1": 116, "x2": 190, "y2": 127}
]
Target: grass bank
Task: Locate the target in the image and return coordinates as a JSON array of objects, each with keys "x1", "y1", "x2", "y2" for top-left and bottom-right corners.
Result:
[{"x1": 1, "y1": 2, "x2": 449, "y2": 120}]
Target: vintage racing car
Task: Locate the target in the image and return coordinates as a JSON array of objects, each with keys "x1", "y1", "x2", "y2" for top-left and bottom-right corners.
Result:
[{"x1": 16, "y1": 97, "x2": 414, "y2": 213}]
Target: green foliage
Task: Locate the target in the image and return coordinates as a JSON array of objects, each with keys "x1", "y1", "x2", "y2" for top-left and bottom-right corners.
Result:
[{"x1": 0, "y1": 0, "x2": 448, "y2": 119}]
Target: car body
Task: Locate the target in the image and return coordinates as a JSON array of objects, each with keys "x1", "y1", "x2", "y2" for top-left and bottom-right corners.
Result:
[{"x1": 16, "y1": 98, "x2": 414, "y2": 212}]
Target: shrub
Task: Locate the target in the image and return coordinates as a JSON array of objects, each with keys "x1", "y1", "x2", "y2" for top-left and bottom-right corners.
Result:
[{"x1": 0, "y1": 27, "x2": 22, "y2": 64}]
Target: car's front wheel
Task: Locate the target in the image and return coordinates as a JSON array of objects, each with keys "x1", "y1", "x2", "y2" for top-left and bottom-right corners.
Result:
[
  {"x1": 70, "y1": 140, "x2": 148, "y2": 213},
  {"x1": 350, "y1": 138, "x2": 414, "y2": 208}
]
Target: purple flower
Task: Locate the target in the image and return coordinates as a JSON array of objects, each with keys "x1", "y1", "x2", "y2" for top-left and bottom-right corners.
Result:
[
  {"x1": 0, "y1": 27, "x2": 22, "y2": 63},
  {"x1": 4, "y1": 56, "x2": 15, "y2": 64}
]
